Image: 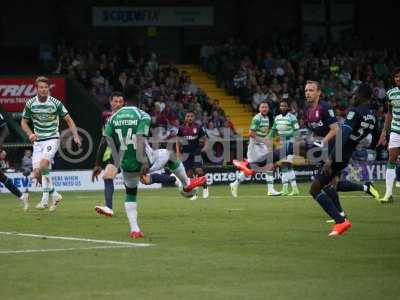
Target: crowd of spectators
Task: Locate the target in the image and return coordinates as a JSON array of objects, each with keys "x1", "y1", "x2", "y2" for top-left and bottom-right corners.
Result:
[
  {"x1": 53, "y1": 43, "x2": 237, "y2": 164},
  {"x1": 50, "y1": 35, "x2": 400, "y2": 163}
]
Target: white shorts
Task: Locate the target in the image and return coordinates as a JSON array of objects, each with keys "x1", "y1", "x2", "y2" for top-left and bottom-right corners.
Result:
[
  {"x1": 247, "y1": 142, "x2": 269, "y2": 163},
  {"x1": 32, "y1": 139, "x2": 60, "y2": 169},
  {"x1": 388, "y1": 132, "x2": 400, "y2": 149},
  {"x1": 148, "y1": 149, "x2": 170, "y2": 173}
]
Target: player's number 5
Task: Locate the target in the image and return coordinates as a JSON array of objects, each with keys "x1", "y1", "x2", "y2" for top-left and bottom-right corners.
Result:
[{"x1": 115, "y1": 128, "x2": 137, "y2": 150}]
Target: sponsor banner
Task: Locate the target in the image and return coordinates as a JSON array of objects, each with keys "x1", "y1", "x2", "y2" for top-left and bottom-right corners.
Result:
[
  {"x1": 205, "y1": 161, "x2": 387, "y2": 185},
  {"x1": 0, "y1": 170, "x2": 160, "y2": 193},
  {"x1": 0, "y1": 76, "x2": 66, "y2": 112},
  {"x1": 340, "y1": 161, "x2": 387, "y2": 182},
  {"x1": 205, "y1": 165, "x2": 319, "y2": 185},
  {"x1": 92, "y1": 6, "x2": 214, "y2": 27}
]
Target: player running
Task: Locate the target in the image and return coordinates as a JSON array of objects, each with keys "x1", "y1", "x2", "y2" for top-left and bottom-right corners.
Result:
[
  {"x1": 230, "y1": 101, "x2": 281, "y2": 197},
  {"x1": 20, "y1": 76, "x2": 81, "y2": 212},
  {"x1": 309, "y1": 84, "x2": 377, "y2": 236},
  {"x1": 102, "y1": 85, "x2": 206, "y2": 238},
  {"x1": 0, "y1": 113, "x2": 29, "y2": 210},
  {"x1": 176, "y1": 111, "x2": 209, "y2": 200},
  {"x1": 269, "y1": 99, "x2": 300, "y2": 196},
  {"x1": 91, "y1": 92, "x2": 125, "y2": 217},
  {"x1": 303, "y1": 80, "x2": 379, "y2": 206},
  {"x1": 378, "y1": 67, "x2": 400, "y2": 202}
]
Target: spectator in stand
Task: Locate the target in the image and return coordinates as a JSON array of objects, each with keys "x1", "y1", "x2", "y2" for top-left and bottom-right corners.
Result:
[
  {"x1": 252, "y1": 85, "x2": 268, "y2": 111},
  {"x1": 20, "y1": 149, "x2": 33, "y2": 174},
  {"x1": 0, "y1": 150, "x2": 10, "y2": 171},
  {"x1": 113, "y1": 71, "x2": 128, "y2": 92},
  {"x1": 210, "y1": 110, "x2": 224, "y2": 128},
  {"x1": 205, "y1": 121, "x2": 223, "y2": 164}
]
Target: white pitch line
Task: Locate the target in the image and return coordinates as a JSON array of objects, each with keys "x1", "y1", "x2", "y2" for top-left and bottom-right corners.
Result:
[
  {"x1": 213, "y1": 195, "x2": 372, "y2": 199},
  {"x1": 0, "y1": 232, "x2": 153, "y2": 247},
  {"x1": 0, "y1": 245, "x2": 132, "y2": 254}
]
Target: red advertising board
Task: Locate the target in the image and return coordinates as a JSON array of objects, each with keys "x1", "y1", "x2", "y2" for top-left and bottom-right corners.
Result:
[{"x1": 0, "y1": 76, "x2": 66, "y2": 112}]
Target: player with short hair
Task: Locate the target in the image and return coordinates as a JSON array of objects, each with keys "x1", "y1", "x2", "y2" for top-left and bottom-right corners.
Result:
[
  {"x1": 310, "y1": 84, "x2": 377, "y2": 236},
  {"x1": 176, "y1": 111, "x2": 209, "y2": 200},
  {"x1": 378, "y1": 68, "x2": 400, "y2": 202},
  {"x1": 20, "y1": 76, "x2": 81, "y2": 212},
  {"x1": 0, "y1": 113, "x2": 29, "y2": 210},
  {"x1": 91, "y1": 92, "x2": 125, "y2": 217},
  {"x1": 269, "y1": 99, "x2": 300, "y2": 195},
  {"x1": 303, "y1": 80, "x2": 379, "y2": 208},
  {"x1": 230, "y1": 101, "x2": 281, "y2": 197},
  {"x1": 102, "y1": 85, "x2": 206, "y2": 238}
]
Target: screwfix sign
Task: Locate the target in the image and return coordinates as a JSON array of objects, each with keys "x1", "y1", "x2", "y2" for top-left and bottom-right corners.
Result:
[{"x1": 0, "y1": 77, "x2": 66, "y2": 112}]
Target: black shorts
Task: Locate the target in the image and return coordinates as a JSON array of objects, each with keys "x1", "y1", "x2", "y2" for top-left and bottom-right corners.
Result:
[
  {"x1": 183, "y1": 153, "x2": 204, "y2": 171},
  {"x1": 315, "y1": 159, "x2": 350, "y2": 187}
]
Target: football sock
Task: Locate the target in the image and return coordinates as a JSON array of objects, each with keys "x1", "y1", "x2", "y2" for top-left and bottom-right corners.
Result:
[
  {"x1": 385, "y1": 163, "x2": 396, "y2": 197},
  {"x1": 235, "y1": 172, "x2": 246, "y2": 184},
  {"x1": 323, "y1": 186, "x2": 344, "y2": 215},
  {"x1": 104, "y1": 179, "x2": 114, "y2": 209},
  {"x1": 0, "y1": 173, "x2": 22, "y2": 198},
  {"x1": 170, "y1": 161, "x2": 190, "y2": 187},
  {"x1": 281, "y1": 168, "x2": 289, "y2": 192},
  {"x1": 315, "y1": 191, "x2": 345, "y2": 223},
  {"x1": 125, "y1": 202, "x2": 140, "y2": 232},
  {"x1": 266, "y1": 171, "x2": 274, "y2": 192},
  {"x1": 41, "y1": 168, "x2": 54, "y2": 204},
  {"x1": 336, "y1": 180, "x2": 364, "y2": 192},
  {"x1": 288, "y1": 169, "x2": 298, "y2": 190}
]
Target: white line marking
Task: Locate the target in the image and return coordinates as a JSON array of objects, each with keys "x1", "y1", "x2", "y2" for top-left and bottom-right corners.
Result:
[
  {"x1": 0, "y1": 245, "x2": 132, "y2": 254},
  {"x1": 213, "y1": 195, "x2": 372, "y2": 199},
  {"x1": 0, "y1": 232, "x2": 153, "y2": 247}
]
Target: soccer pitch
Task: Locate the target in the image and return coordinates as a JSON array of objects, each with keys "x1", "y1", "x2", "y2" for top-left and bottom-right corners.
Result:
[{"x1": 0, "y1": 183, "x2": 399, "y2": 300}]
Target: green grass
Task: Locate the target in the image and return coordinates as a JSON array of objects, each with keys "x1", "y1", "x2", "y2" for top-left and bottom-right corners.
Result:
[{"x1": 0, "y1": 182, "x2": 399, "y2": 300}]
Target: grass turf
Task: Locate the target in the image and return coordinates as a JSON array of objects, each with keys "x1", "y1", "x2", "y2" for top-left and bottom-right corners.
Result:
[{"x1": 0, "y1": 182, "x2": 399, "y2": 300}]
